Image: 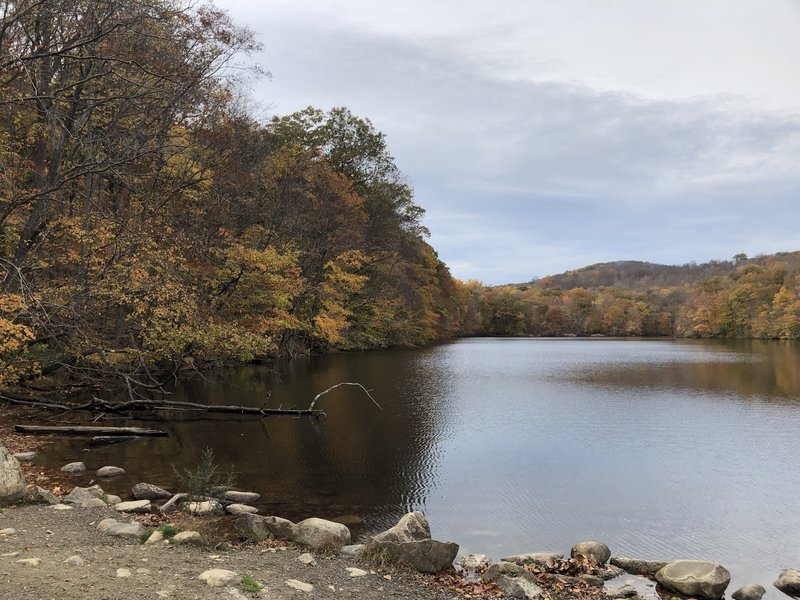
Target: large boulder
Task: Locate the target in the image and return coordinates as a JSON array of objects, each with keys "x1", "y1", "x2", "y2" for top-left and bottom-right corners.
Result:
[
  {"x1": 63, "y1": 485, "x2": 106, "y2": 507},
  {"x1": 368, "y1": 539, "x2": 458, "y2": 573},
  {"x1": 656, "y1": 560, "x2": 731, "y2": 600},
  {"x1": 293, "y1": 517, "x2": 351, "y2": 550},
  {"x1": 0, "y1": 446, "x2": 26, "y2": 500},
  {"x1": 775, "y1": 569, "x2": 800, "y2": 598},
  {"x1": 610, "y1": 556, "x2": 669, "y2": 577},
  {"x1": 372, "y1": 512, "x2": 431, "y2": 543},
  {"x1": 236, "y1": 514, "x2": 296, "y2": 541},
  {"x1": 571, "y1": 540, "x2": 611, "y2": 565}
]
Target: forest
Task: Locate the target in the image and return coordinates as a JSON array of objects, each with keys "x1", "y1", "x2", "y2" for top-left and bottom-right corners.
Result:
[{"x1": 1, "y1": 1, "x2": 799, "y2": 400}]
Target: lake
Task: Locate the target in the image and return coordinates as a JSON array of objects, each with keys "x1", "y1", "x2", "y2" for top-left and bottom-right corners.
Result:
[{"x1": 35, "y1": 338, "x2": 800, "y2": 592}]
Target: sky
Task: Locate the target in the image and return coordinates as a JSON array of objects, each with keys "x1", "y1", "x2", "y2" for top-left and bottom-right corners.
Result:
[{"x1": 214, "y1": 0, "x2": 800, "y2": 285}]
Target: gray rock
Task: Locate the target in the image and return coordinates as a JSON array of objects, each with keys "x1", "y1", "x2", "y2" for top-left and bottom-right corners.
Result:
[
  {"x1": 331, "y1": 514, "x2": 363, "y2": 527},
  {"x1": 172, "y1": 531, "x2": 202, "y2": 546},
  {"x1": 341, "y1": 544, "x2": 364, "y2": 556},
  {"x1": 494, "y1": 575, "x2": 546, "y2": 600},
  {"x1": 225, "y1": 503, "x2": 258, "y2": 516},
  {"x1": 12, "y1": 452, "x2": 37, "y2": 462},
  {"x1": 607, "y1": 584, "x2": 643, "y2": 600},
  {"x1": 372, "y1": 511, "x2": 430, "y2": 543},
  {"x1": 571, "y1": 540, "x2": 611, "y2": 565},
  {"x1": 63, "y1": 485, "x2": 105, "y2": 506},
  {"x1": 16, "y1": 557, "x2": 41, "y2": 566},
  {"x1": 96, "y1": 466, "x2": 125, "y2": 477},
  {"x1": 114, "y1": 499, "x2": 152, "y2": 513},
  {"x1": 63, "y1": 555, "x2": 85, "y2": 567},
  {"x1": 132, "y1": 482, "x2": 172, "y2": 500},
  {"x1": 346, "y1": 567, "x2": 368, "y2": 577},
  {"x1": 501, "y1": 552, "x2": 563, "y2": 568},
  {"x1": 460, "y1": 553, "x2": 491, "y2": 571},
  {"x1": 104, "y1": 494, "x2": 121, "y2": 505},
  {"x1": 97, "y1": 517, "x2": 145, "y2": 539},
  {"x1": 294, "y1": 517, "x2": 351, "y2": 550},
  {"x1": 183, "y1": 500, "x2": 222, "y2": 515},
  {"x1": 223, "y1": 490, "x2": 260, "y2": 504},
  {"x1": 285, "y1": 579, "x2": 314, "y2": 593},
  {"x1": 297, "y1": 552, "x2": 316, "y2": 566},
  {"x1": 550, "y1": 573, "x2": 605, "y2": 588},
  {"x1": 656, "y1": 560, "x2": 731, "y2": 600},
  {"x1": 597, "y1": 565, "x2": 626, "y2": 580},
  {"x1": 25, "y1": 485, "x2": 59, "y2": 505},
  {"x1": 0, "y1": 446, "x2": 26, "y2": 500},
  {"x1": 51, "y1": 503, "x2": 73, "y2": 510},
  {"x1": 482, "y1": 561, "x2": 530, "y2": 582},
  {"x1": 775, "y1": 569, "x2": 800, "y2": 598},
  {"x1": 79, "y1": 497, "x2": 109, "y2": 508},
  {"x1": 198, "y1": 569, "x2": 238, "y2": 587},
  {"x1": 732, "y1": 583, "x2": 767, "y2": 600},
  {"x1": 144, "y1": 530, "x2": 164, "y2": 545},
  {"x1": 368, "y1": 539, "x2": 459, "y2": 574},
  {"x1": 610, "y1": 556, "x2": 669, "y2": 577},
  {"x1": 60, "y1": 462, "x2": 86, "y2": 473},
  {"x1": 236, "y1": 514, "x2": 296, "y2": 541}
]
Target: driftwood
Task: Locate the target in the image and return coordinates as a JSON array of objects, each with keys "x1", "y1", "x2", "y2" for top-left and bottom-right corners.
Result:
[
  {"x1": 89, "y1": 436, "x2": 139, "y2": 446},
  {"x1": 15, "y1": 424, "x2": 167, "y2": 436}
]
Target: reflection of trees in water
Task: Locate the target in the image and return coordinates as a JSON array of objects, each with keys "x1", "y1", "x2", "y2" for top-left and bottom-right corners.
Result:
[{"x1": 573, "y1": 340, "x2": 800, "y2": 402}]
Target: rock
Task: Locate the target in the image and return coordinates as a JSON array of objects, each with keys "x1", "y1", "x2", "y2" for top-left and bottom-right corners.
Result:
[
  {"x1": 104, "y1": 494, "x2": 121, "y2": 505},
  {"x1": 12, "y1": 452, "x2": 37, "y2": 462},
  {"x1": 97, "y1": 517, "x2": 146, "y2": 539},
  {"x1": 285, "y1": 579, "x2": 314, "y2": 593},
  {"x1": 63, "y1": 555, "x2": 85, "y2": 567},
  {"x1": 494, "y1": 575, "x2": 546, "y2": 599},
  {"x1": 114, "y1": 499, "x2": 152, "y2": 513},
  {"x1": 16, "y1": 558, "x2": 42, "y2": 566},
  {"x1": 225, "y1": 503, "x2": 258, "y2": 516},
  {"x1": 372, "y1": 511, "x2": 430, "y2": 543},
  {"x1": 80, "y1": 497, "x2": 109, "y2": 509},
  {"x1": 116, "y1": 568, "x2": 132, "y2": 578},
  {"x1": 51, "y1": 503, "x2": 73, "y2": 510},
  {"x1": 0, "y1": 446, "x2": 26, "y2": 500},
  {"x1": 26, "y1": 485, "x2": 59, "y2": 505},
  {"x1": 223, "y1": 490, "x2": 260, "y2": 504},
  {"x1": 60, "y1": 462, "x2": 86, "y2": 473},
  {"x1": 550, "y1": 574, "x2": 605, "y2": 588},
  {"x1": 96, "y1": 466, "x2": 125, "y2": 477},
  {"x1": 172, "y1": 531, "x2": 202, "y2": 546},
  {"x1": 236, "y1": 514, "x2": 296, "y2": 541},
  {"x1": 63, "y1": 485, "x2": 105, "y2": 506},
  {"x1": 183, "y1": 500, "x2": 222, "y2": 515},
  {"x1": 297, "y1": 553, "x2": 316, "y2": 566},
  {"x1": 482, "y1": 562, "x2": 529, "y2": 582},
  {"x1": 132, "y1": 482, "x2": 172, "y2": 500},
  {"x1": 775, "y1": 569, "x2": 800, "y2": 598},
  {"x1": 732, "y1": 584, "x2": 766, "y2": 600},
  {"x1": 656, "y1": 560, "x2": 731, "y2": 600},
  {"x1": 501, "y1": 552, "x2": 563, "y2": 568},
  {"x1": 597, "y1": 565, "x2": 626, "y2": 580},
  {"x1": 198, "y1": 569, "x2": 238, "y2": 587},
  {"x1": 368, "y1": 539, "x2": 459, "y2": 574},
  {"x1": 341, "y1": 544, "x2": 364, "y2": 556},
  {"x1": 460, "y1": 553, "x2": 491, "y2": 571},
  {"x1": 331, "y1": 514, "x2": 363, "y2": 527},
  {"x1": 571, "y1": 540, "x2": 611, "y2": 565},
  {"x1": 610, "y1": 556, "x2": 669, "y2": 577},
  {"x1": 294, "y1": 518, "x2": 351, "y2": 550},
  {"x1": 0, "y1": 528, "x2": 15, "y2": 535},
  {"x1": 607, "y1": 584, "x2": 643, "y2": 600},
  {"x1": 347, "y1": 567, "x2": 368, "y2": 577},
  {"x1": 145, "y1": 530, "x2": 165, "y2": 545}
]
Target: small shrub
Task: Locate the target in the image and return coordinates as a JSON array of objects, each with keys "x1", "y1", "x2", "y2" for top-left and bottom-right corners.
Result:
[
  {"x1": 158, "y1": 524, "x2": 180, "y2": 540},
  {"x1": 240, "y1": 574, "x2": 262, "y2": 594},
  {"x1": 361, "y1": 542, "x2": 399, "y2": 569},
  {"x1": 172, "y1": 447, "x2": 236, "y2": 502}
]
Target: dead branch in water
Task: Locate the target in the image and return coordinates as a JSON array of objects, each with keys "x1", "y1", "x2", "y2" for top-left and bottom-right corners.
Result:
[{"x1": 308, "y1": 382, "x2": 382, "y2": 411}]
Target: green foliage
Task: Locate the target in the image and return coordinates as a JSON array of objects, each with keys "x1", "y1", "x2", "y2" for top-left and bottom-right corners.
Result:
[
  {"x1": 240, "y1": 574, "x2": 262, "y2": 594},
  {"x1": 173, "y1": 448, "x2": 236, "y2": 502}
]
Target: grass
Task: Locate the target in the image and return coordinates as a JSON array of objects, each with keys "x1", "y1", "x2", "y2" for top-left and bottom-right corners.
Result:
[
  {"x1": 360, "y1": 542, "x2": 400, "y2": 569},
  {"x1": 240, "y1": 574, "x2": 262, "y2": 594},
  {"x1": 139, "y1": 523, "x2": 182, "y2": 544}
]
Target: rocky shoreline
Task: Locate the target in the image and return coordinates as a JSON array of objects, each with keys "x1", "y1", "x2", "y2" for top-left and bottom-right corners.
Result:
[{"x1": 1, "y1": 434, "x2": 799, "y2": 600}]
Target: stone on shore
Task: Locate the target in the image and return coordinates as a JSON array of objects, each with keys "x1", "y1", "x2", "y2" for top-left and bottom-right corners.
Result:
[
  {"x1": 97, "y1": 518, "x2": 146, "y2": 540},
  {"x1": 774, "y1": 569, "x2": 800, "y2": 598},
  {"x1": 0, "y1": 446, "x2": 26, "y2": 500},
  {"x1": 63, "y1": 555, "x2": 85, "y2": 567},
  {"x1": 297, "y1": 552, "x2": 316, "y2": 566},
  {"x1": 460, "y1": 553, "x2": 491, "y2": 571},
  {"x1": 114, "y1": 499, "x2": 152, "y2": 513},
  {"x1": 236, "y1": 514, "x2": 296, "y2": 541},
  {"x1": 294, "y1": 517, "x2": 351, "y2": 550},
  {"x1": 341, "y1": 544, "x2": 364, "y2": 556},
  {"x1": 183, "y1": 500, "x2": 222, "y2": 516},
  {"x1": 501, "y1": 552, "x2": 563, "y2": 568},
  {"x1": 198, "y1": 569, "x2": 238, "y2": 587},
  {"x1": 225, "y1": 503, "x2": 258, "y2": 516},
  {"x1": 482, "y1": 561, "x2": 544, "y2": 600},
  {"x1": 63, "y1": 485, "x2": 106, "y2": 506},
  {"x1": 607, "y1": 584, "x2": 643, "y2": 600},
  {"x1": 223, "y1": 490, "x2": 260, "y2": 504},
  {"x1": 26, "y1": 485, "x2": 59, "y2": 505},
  {"x1": 144, "y1": 530, "x2": 164, "y2": 545},
  {"x1": 367, "y1": 539, "x2": 458, "y2": 574},
  {"x1": 571, "y1": 540, "x2": 611, "y2": 565},
  {"x1": 285, "y1": 579, "x2": 314, "y2": 593},
  {"x1": 132, "y1": 482, "x2": 172, "y2": 500},
  {"x1": 610, "y1": 556, "x2": 669, "y2": 577},
  {"x1": 732, "y1": 583, "x2": 766, "y2": 600},
  {"x1": 96, "y1": 466, "x2": 125, "y2": 477},
  {"x1": 372, "y1": 511, "x2": 430, "y2": 544},
  {"x1": 60, "y1": 462, "x2": 86, "y2": 473},
  {"x1": 656, "y1": 560, "x2": 731, "y2": 600},
  {"x1": 16, "y1": 557, "x2": 42, "y2": 566},
  {"x1": 347, "y1": 567, "x2": 368, "y2": 577},
  {"x1": 172, "y1": 531, "x2": 202, "y2": 546},
  {"x1": 12, "y1": 451, "x2": 37, "y2": 462}
]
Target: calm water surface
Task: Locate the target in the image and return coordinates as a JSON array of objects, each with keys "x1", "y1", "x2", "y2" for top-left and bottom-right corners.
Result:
[{"x1": 38, "y1": 339, "x2": 800, "y2": 592}]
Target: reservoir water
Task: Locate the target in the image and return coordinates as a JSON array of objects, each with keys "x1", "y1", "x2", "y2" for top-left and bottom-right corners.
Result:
[{"x1": 36, "y1": 338, "x2": 800, "y2": 592}]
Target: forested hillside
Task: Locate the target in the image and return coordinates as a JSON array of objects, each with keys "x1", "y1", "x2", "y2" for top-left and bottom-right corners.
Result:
[
  {"x1": 476, "y1": 253, "x2": 800, "y2": 339},
  {"x1": 0, "y1": 0, "x2": 472, "y2": 396}
]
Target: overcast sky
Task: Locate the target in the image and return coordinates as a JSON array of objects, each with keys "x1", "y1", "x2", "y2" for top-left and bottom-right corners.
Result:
[{"x1": 215, "y1": 0, "x2": 800, "y2": 285}]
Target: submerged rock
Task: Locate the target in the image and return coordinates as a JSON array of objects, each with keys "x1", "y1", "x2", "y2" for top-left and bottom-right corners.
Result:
[{"x1": 656, "y1": 560, "x2": 730, "y2": 600}]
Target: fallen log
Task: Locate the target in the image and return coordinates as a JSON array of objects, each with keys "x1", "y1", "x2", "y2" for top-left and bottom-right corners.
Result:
[{"x1": 15, "y1": 424, "x2": 168, "y2": 437}]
